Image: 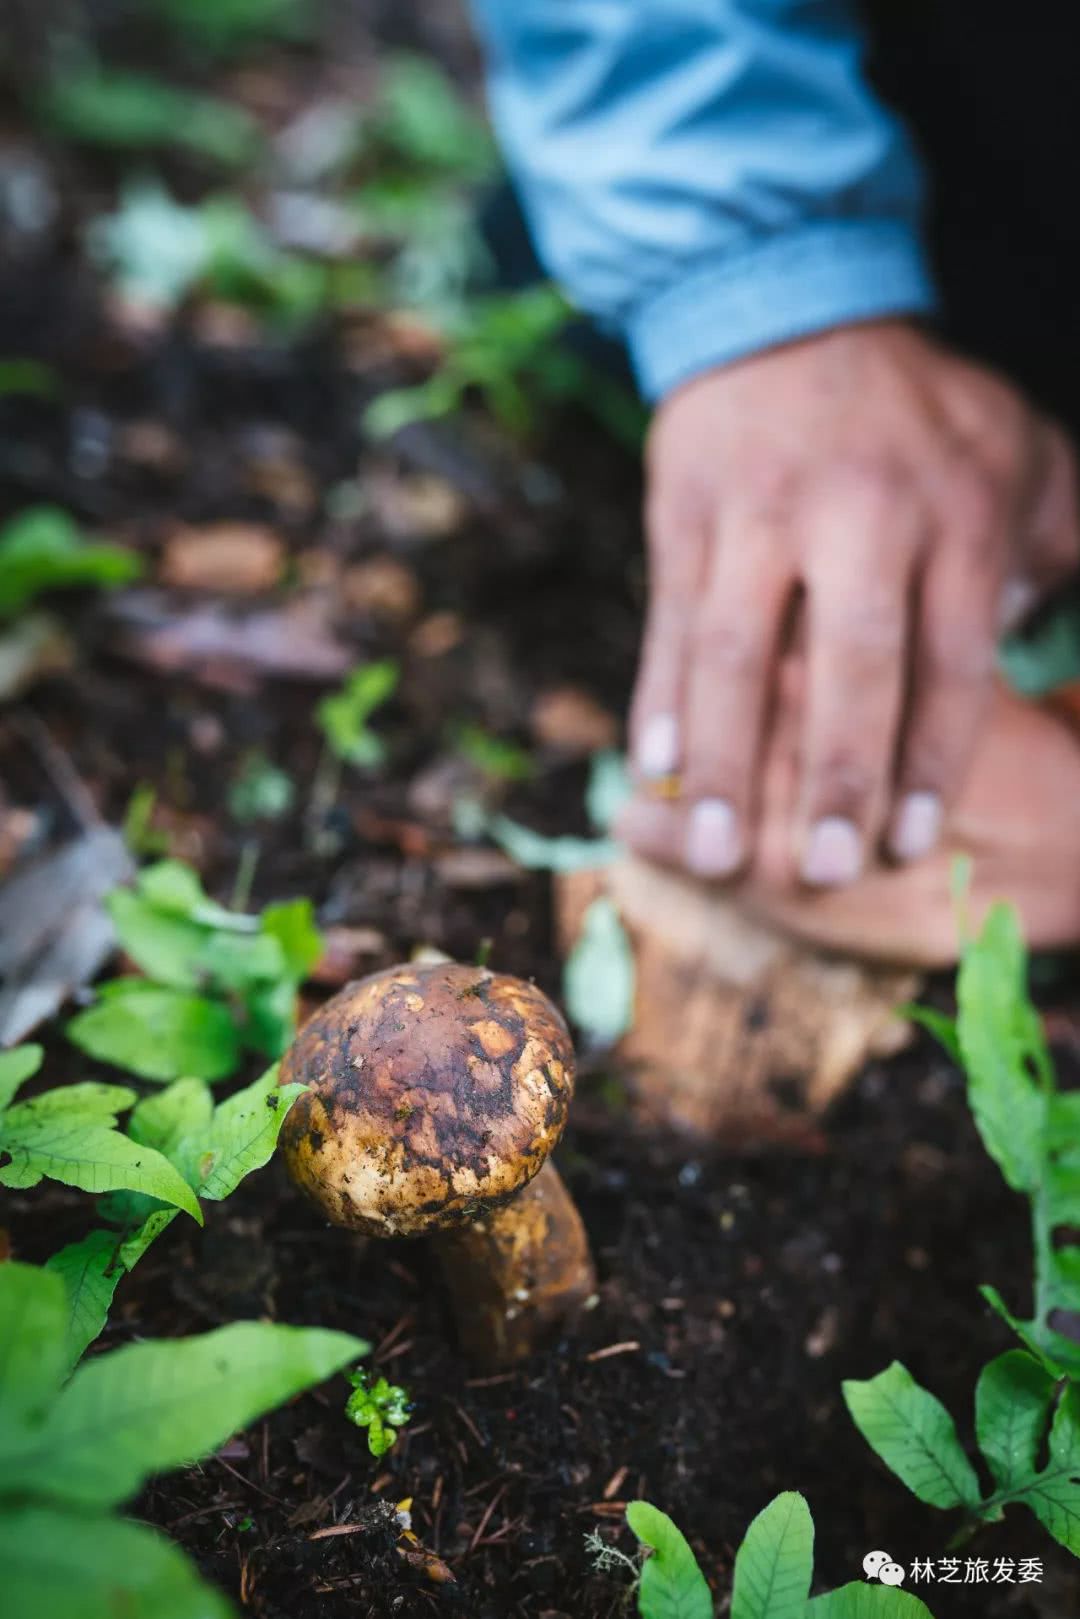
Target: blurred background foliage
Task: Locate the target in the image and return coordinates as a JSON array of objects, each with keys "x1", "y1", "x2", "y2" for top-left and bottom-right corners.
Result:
[{"x1": 0, "y1": 0, "x2": 643, "y2": 447}]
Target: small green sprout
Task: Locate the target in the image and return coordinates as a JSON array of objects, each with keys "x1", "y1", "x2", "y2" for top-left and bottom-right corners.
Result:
[{"x1": 344, "y1": 1369, "x2": 413, "y2": 1458}]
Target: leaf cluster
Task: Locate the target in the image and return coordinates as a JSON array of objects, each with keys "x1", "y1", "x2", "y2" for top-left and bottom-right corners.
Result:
[
  {"x1": 67, "y1": 859, "x2": 322, "y2": 1082},
  {"x1": 848, "y1": 900, "x2": 1080, "y2": 1559},
  {"x1": 48, "y1": 1064, "x2": 306, "y2": 1367},
  {"x1": 621, "y1": 1494, "x2": 934, "y2": 1619},
  {"x1": 344, "y1": 1368, "x2": 413, "y2": 1458},
  {"x1": 0, "y1": 1261, "x2": 365, "y2": 1619}
]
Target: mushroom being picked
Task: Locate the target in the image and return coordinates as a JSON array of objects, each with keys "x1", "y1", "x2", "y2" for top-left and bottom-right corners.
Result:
[{"x1": 279, "y1": 961, "x2": 596, "y2": 1364}]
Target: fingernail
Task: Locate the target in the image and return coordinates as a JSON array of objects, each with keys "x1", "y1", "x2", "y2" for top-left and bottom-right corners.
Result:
[
  {"x1": 998, "y1": 578, "x2": 1038, "y2": 632},
  {"x1": 802, "y1": 816, "x2": 863, "y2": 886},
  {"x1": 638, "y1": 713, "x2": 679, "y2": 778},
  {"x1": 890, "y1": 791, "x2": 942, "y2": 862},
  {"x1": 686, "y1": 798, "x2": 742, "y2": 877}
]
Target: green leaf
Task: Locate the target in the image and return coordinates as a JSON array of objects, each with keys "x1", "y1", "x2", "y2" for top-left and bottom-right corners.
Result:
[
  {"x1": 843, "y1": 1362, "x2": 981, "y2": 1509},
  {"x1": 195, "y1": 1066, "x2": 305, "y2": 1201},
  {"x1": 1022, "y1": 1384, "x2": 1080, "y2": 1554},
  {"x1": 67, "y1": 982, "x2": 241, "y2": 1082},
  {"x1": 625, "y1": 1500, "x2": 713, "y2": 1619},
  {"x1": 730, "y1": 1491, "x2": 812, "y2": 1619},
  {"x1": 808, "y1": 1584, "x2": 936, "y2": 1618},
  {"x1": 975, "y1": 1351, "x2": 1056, "y2": 1491},
  {"x1": 39, "y1": 66, "x2": 259, "y2": 166},
  {"x1": 0, "y1": 1262, "x2": 68, "y2": 1431},
  {"x1": 119, "y1": 1207, "x2": 180, "y2": 1270},
  {"x1": 563, "y1": 896, "x2": 634, "y2": 1046},
  {"x1": 0, "y1": 507, "x2": 140, "y2": 619},
  {"x1": 372, "y1": 52, "x2": 495, "y2": 179},
  {"x1": 0, "y1": 1043, "x2": 43, "y2": 1109},
  {"x1": 0, "y1": 359, "x2": 58, "y2": 399},
  {"x1": 0, "y1": 1083, "x2": 202, "y2": 1217},
  {"x1": 260, "y1": 898, "x2": 322, "y2": 981},
  {"x1": 229, "y1": 752, "x2": 296, "y2": 822},
  {"x1": 486, "y1": 813, "x2": 616, "y2": 873},
  {"x1": 979, "y1": 1285, "x2": 1080, "y2": 1381},
  {"x1": 586, "y1": 750, "x2": 631, "y2": 833},
  {"x1": 6, "y1": 1321, "x2": 367, "y2": 1506},
  {"x1": 107, "y1": 891, "x2": 213, "y2": 987},
  {"x1": 955, "y1": 903, "x2": 1047, "y2": 1193},
  {"x1": 0, "y1": 1505, "x2": 234, "y2": 1619},
  {"x1": 46, "y1": 1230, "x2": 125, "y2": 1370},
  {"x1": 316, "y1": 660, "x2": 399, "y2": 766},
  {"x1": 129, "y1": 1078, "x2": 215, "y2": 1180},
  {"x1": 454, "y1": 723, "x2": 534, "y2": 783},
  {"x1": 88, "y1": 178, "x2": 212, "y2": 310},
  {"x1": 897, "y1": 1005, "x2": 961, "y2": 1065},
  {"x1": 1001, "y1": 600, "x2": 1080, "y2": 698}
]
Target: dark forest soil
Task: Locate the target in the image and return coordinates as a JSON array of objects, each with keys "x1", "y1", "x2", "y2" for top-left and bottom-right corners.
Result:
[{"x1": 3, "y1": 6, "x2": 1080, "y2": 1618}]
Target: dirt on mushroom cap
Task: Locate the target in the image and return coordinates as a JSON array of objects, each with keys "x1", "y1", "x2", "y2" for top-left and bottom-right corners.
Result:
[{"x1": 279, "y1": 963, "x2": 575, "y2": 1237}]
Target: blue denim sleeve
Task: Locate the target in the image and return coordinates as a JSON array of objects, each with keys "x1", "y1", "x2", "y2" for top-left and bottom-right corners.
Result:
[{"x1": 468, "y1": 0, "x2": 937, "y2": 400}]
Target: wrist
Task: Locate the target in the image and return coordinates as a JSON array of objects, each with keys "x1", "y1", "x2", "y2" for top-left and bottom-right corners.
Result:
[{"x1": 626, "y1": 219, "x2": 938, "y2": 403}]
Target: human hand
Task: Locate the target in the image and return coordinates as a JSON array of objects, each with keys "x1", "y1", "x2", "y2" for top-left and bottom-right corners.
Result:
[{"x1": 624, "y1": 320, "x2": 1080, "y2": 885}]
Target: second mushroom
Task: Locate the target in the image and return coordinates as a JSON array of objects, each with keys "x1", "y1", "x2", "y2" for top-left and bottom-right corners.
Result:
[{"x1": 279, "y1": 961, "x2": 596, "y2": 1364}]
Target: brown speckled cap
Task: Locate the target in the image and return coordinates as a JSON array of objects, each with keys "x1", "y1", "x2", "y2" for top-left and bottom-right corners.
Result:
[{"x1": 279, "y1": 962, "x2": 575, "y2": 1237}]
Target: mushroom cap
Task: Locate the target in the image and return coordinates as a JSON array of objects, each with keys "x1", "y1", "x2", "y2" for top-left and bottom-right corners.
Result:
[{"x1": 279, "y1": 962, "x2": 575, "y2": 1237}]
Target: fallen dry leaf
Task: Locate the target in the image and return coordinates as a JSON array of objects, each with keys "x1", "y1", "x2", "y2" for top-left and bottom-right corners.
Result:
[
  {"x1": 343, "y1": 556, "x2": 421, "y2": 622},
  {"x1": 0, "y1": 612, "x2": 73, "y2": 701},
  {"x1": 160, "y1": 523, "x2": 285, "y2": 594},
  {"x1": 364, "y1": 467, "x2": 466, "y2": 540},
  {"x1": 111, "y1": 589, "x2": 353, "y2": 685},
  {"x1": 531, "y1": 686, "x2": 619, "y2": 756},
  {"x1": 0, "y1": 825, "x2": 134, "y2": 1045}
]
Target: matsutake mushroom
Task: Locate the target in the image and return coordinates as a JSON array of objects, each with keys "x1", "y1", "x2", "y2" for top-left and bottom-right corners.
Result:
[{"x1": 279, "y1": 961, "x2": 596, "y2": 1364}]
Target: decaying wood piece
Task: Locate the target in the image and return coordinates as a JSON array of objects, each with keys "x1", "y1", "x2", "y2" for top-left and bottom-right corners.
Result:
[
  {"x1": 557, "y1": 854, "x2": 920, "y2": 1145},
  {"x1": 435, "y1": 1158, "x2": 596, "y2": 1364}
]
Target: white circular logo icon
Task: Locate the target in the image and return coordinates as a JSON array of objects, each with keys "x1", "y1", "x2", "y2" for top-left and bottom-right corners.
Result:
[
  {"x1": 880, "y1": 1562, "x2": 906, "y2": 1587},
  {"x1": 863, "y1": 1551, "x2": 892, "y2": 1579}
]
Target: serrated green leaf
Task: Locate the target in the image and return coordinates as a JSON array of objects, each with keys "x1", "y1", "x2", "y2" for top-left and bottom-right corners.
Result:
[
  {"x1": 129, "y1": 1078, "x2": 215, "y2": 1180},
  {"x1": 843, "y1": 1362, "x2": 981, "y2": 1509},
  {"x1": 975, "y1": 1352, "x2": 1056, "y2": 1491},
  {"x1": 980, "y1": 1284, "x2": 1080, "y2": 1381},
  {"x1": 563, "y1": 896, "x2": 634, "y2": 1047},
  {"x1": 730, "y1": 1491, "x2": 812, "y2": 1619},
  {"x1": 808, "y1": 1584, "x2": 935, "y2": 1618},
  {"x1": 0, "y1": 1083, "x2": 201, "y2": 1217},
  {"x1": 45, "y1": 1230, "x2": 125, "y2": 1371},
  {"x1": 196, "y1": 1066, "x2": 304, "y2": 1201},
  {"x1": 3, "y1": 1081, "x2": 136, "y2": 1124},
  {"x1": 68, "y1": 983, "x2": 241, "y2": 1082},
  {"x1": 0, "y1": 1044, "x2": 43, "y2": 1110},
  {"x1": 625, "y1": 1500, "x2": 713, "y2": 1619},
  {"x1": 1015, "y1": 1390, "x2": 1080, "y2": 1553},
  {"x1": 955, "y1": 903, "x2": 1046, "y2": 1193},
  {"x1": 5, "y1": 1320, "x2": 367, "y2": 1505},
  {"x1": 0, "y1": 1505, "x2": 234, "y2": 1619},
  {"x1": 0, "y1": 1262, "x2": 68, "y2": 1431}
]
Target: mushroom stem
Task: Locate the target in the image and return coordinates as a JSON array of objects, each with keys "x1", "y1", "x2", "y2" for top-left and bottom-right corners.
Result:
[{"x1": 433, "y1": 1159, "x2": 596, "y2": 1366}]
